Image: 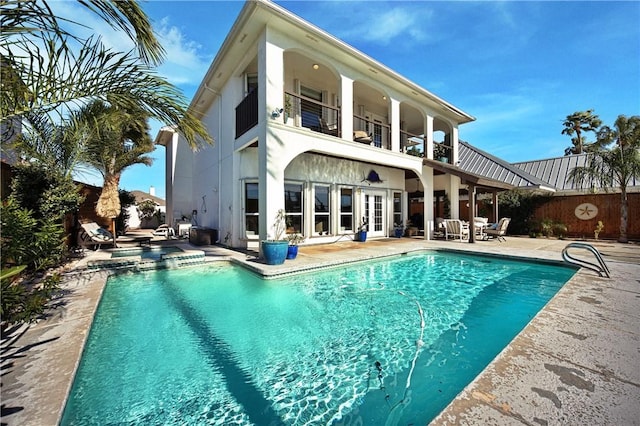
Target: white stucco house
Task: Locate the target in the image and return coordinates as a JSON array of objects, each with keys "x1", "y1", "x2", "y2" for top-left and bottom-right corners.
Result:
[{"x1": 155, "y1": 0, "x2": 513, "y2": 250}]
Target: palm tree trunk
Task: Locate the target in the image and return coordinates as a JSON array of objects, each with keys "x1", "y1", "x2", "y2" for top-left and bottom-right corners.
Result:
[
  {"x1": 619, "y1": 189, "x2": 628, "y2": 243},
  {"x1": 96, "y1": 174, "x2": 122, "y2": 246}
]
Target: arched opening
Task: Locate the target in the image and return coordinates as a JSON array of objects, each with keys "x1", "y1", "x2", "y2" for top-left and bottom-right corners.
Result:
[
  {"x1": 353, "y1": 81, "x2": 390, "y2": 149},
  {"x1": 283, "y1": 51, "x2": 341, "y2": 135},
  {"x1": 400, "y1": 102, "x2": 425, "y2": 156},
  {"x1": 433, "y1": 117, "x2": 453, "y2": 164}
]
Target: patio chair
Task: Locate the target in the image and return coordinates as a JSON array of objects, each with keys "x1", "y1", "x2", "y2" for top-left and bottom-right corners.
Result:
[
  {"x1": 444, "y1": 219, "x2": 469, "y2": 241},
  {"x1": 78, "y1": 222, "x2": 114, "y2": 250},
  {"x1": 485, "y1": 217, "x2": 511, "y2": 242},
  {"x1": 78, "y1": 222, "x2": 152, "y2": 250},
  {"x1": 353, "y1": 130, "x2": 372, "y2": 144},
  {"x1": 319, "y1": 118, "x2": 338, "y2": 136}
]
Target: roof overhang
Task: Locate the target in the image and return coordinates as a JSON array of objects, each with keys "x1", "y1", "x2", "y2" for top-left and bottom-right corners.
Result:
[
  {"x1": 424, "y1": 158, "x2": 515, "y2": 191},
  {"x1": 154, "y1": 125, "x2": 177, "y2": 147}
]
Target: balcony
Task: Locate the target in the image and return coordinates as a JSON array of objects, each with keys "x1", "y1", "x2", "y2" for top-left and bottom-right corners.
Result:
[
  {"x1": 235, "y1": 89, "x2": 258, "y2": 138},
  {"x1": 234, "y1": 87, "x2": 452, "y2": 163}
]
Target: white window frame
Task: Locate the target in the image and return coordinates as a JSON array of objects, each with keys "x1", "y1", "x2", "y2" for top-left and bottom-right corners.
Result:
[{"x1": 312, "y1": 183, "x2": 331, "y2": 236}]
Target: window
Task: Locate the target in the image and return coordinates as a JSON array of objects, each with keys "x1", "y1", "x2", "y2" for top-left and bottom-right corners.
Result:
[
  {"x1": 284, "y1": 183, "x2": 303, "y2": 233},
  {"x1": 339, "y1": 188, "x2": 353, "y2": 232},
  {"x1": 313, "y1": 185, "x2": 330, "y2": 235},
  {"x1": 393, "y1": 191, "x2": 402, "y2": 226},
  {"x1": 245, "y1": 73, "x2": 258, "y2": 96},
  {"x1": 245, "y1": 182, "x2": 259, "y2": 237}
]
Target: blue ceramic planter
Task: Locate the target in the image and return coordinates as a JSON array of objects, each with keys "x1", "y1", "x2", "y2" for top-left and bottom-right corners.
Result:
[
  {"x1": 357, "y1": 231, "x2": 367, "y2": 242},
  {"x1": 262, "y1": 240, "x2": 288, "y2": 265},
  {"x1": 286, "y1": 245, "x2": 298, "y2": 259}
]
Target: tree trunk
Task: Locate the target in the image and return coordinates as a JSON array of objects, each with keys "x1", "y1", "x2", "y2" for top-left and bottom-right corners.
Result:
[
  {"x1": 96, "y1": 174, "x2": 121, "y2": 247},
  {"x1": 618, "y1": 189, "x2": 628, "y2": 243}
]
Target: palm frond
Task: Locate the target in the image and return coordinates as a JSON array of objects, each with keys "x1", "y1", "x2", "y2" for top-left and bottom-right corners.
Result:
[
  {"x1": 2, "y1": 35, "x2": 210, "y2": 149},
  {"x1": 78, "y1": 0, "x2": 165, "y2": 65}
]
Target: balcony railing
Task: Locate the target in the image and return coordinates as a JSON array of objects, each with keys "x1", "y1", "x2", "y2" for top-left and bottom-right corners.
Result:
[
  {"x1": 401, "y1": 130, "x2": 425, "y2": 156},
  {"x1": 279, "y1": 91, "x2": 451, "y2": 161},
  {"x1": 284, "y1": 91, "x2": 340, "y2": 137},
  {"x1": 235, "y1": 89, "x2": 258, "y2": 138},
  {"x1": 353, "y1": 114, "x2": 390, "y2": 150}
]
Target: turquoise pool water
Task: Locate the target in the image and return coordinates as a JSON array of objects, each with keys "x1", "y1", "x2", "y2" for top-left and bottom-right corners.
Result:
[{"x1": 61, "y1": 251, "x2": 575, "y2": 425}]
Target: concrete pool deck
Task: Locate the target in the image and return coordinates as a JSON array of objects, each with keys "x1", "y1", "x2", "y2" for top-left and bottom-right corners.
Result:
[{"x1": 1, "y1": 236, "x2": 638, "y2": 425}]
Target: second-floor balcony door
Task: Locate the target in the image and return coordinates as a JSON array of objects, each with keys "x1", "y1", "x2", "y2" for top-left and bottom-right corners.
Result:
[
  {"x1": 363, "y1": 191, "x2": 386, "y2": 238},
  {"x1": 366, "y1": 113, "x2": 388, "y2": 149}
]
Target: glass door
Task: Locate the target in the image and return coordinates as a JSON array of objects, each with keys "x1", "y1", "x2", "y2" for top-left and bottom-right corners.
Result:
[{"x1": 364, "y1": 191, "x2": 385, "y2": 238}]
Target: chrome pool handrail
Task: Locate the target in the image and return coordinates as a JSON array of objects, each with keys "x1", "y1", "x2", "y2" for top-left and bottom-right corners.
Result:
[{"x1": 562, "y1": 242, "x2": 611, "y2": 278}]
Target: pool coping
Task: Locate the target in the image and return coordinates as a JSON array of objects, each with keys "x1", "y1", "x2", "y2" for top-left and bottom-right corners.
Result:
[{"x1": 1, "y1": 238, "x2": 638, "y2": 425}]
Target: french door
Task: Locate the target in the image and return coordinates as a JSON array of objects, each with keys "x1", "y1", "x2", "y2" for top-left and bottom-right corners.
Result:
[{"x1": 363, "y1": 191, "x2": 386, "y2": 238}]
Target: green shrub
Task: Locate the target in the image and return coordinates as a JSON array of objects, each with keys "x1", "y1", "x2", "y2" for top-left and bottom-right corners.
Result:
[
  {"x1": 1, "y1": 272, "x2": 61, "y2": 326},
  {"x1": 530, "y1": 218, "x2": 568, "y2": 238},
  {"x1": 115, "y1": 189, "x2": 136, "y2": 235},
  {"x1": 0, "y1": 199, "x2": 66, "y2": 271},
  {"x1": 498, "y1": 190, "x2": 552, "y2": 235}
]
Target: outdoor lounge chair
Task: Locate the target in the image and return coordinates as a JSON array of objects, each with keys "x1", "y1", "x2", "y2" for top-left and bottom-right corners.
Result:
[
  {"x1": 78, "y1": 222, "x2": 151, "y2": 250},
  {"x1": 353, "y1": 130, "x2": 372, "y2": 144},
  {"x1": 485, "y1": 217, "x2": 511, "y2": 242},
  {"x1": 319, "y1": 118, "x2": 338, "y2": 136},
  {"x1": 444, "y1": 219, "x2": 469, "y2": 241}
]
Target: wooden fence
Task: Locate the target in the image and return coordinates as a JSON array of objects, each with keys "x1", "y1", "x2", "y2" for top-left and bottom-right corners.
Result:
[{"x1": 531, "y1": 192, "x2": 639, "y2": 240}]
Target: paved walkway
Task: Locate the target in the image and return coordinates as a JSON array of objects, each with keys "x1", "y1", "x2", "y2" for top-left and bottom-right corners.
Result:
[{"x1": 1, "y1": 236, "x2": 638, "y2": 425}]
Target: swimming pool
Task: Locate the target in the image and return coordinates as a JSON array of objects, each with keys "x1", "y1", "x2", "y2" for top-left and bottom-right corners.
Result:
[{"x1": 61, "y1": 251, "x2": 575, "y2": 425}]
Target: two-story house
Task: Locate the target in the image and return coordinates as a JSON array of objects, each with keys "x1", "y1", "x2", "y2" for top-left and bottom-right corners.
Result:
[{"x1": 155, "y1": 0, "x2": 511, "y2": 250}]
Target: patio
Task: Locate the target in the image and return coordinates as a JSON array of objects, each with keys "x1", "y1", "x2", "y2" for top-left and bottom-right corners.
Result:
[{"x1": 1, "y1": 236, "x2": 639, "y2": 425}]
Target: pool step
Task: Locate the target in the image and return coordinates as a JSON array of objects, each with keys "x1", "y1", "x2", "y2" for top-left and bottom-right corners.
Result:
[{"x1": 86, "y1": 250, "x2": 206, "y2": 271}]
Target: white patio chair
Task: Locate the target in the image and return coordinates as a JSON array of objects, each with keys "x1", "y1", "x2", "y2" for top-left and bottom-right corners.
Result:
[{"x1": 444, "y1": 219, "x2": 469, "y2": 241}]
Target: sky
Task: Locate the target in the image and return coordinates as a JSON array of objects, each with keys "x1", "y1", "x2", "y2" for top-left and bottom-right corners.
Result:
[{"x1": 68, "y1": 0, "x2": 640, "y2": 199}]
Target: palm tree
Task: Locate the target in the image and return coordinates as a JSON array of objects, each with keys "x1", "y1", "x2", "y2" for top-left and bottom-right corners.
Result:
[
  {"x1": 72, "y1": 99, "x2": 154, "y2": 242},
  {"x1": 1, "y1": 0, "x2": 210, "y2": 149},
  {"x1": 567, "y1": 115, "x2": 640, "y2": 243},
  {"x1": 562, "y1": 110, "x2": 603, "y2": 155}
]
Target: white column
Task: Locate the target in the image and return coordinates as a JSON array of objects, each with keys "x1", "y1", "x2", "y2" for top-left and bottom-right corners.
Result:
[
  {"x1": 449, "y1": 177, "x2": 460, "y2": 219},
  {"x1": 452, "y1": 125, "x2": 459, "y2": 165},
  {"x1": 425, "y1": 115, "x2": 434, "y2": 159},
  {"x1": 390, "y1": 98, "x2": 400, "y2": 152},
  {"x1": 423, "y1": 168, "x2": 434, "y2": 240},
  {"x1": 258, "y1": 31, "x2": 286, "y2": 244},
  {"x1": 340, "y1": 76, "x2": 353, "y2": 142}
]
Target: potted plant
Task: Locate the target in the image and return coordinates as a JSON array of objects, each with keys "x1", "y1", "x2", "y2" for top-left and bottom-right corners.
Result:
[
  {"x1": 261, "y1": 209, "x2": 289, "y2": 265},
  {"x1": 357, "y1": 217, "x2": 368, "y2": 242},
  {"x1": 434, "y1": 142, "x2": 448, "y2": 162},
  {"x1": 284, "y1": 94, "x2": 292, "y2": 124},
  {"x1": 393, "y1": 221, "x2": 405, "y2": 238},
  {"x1": 285, "y1": 232, "x2": 305, "y2": 259}
]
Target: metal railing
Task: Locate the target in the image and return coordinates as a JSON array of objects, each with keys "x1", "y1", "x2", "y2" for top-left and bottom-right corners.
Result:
[
  {"x1": 562, "y1": 242, "x2": 611, "y2": 278},
  {"x1": 284, "y1": 91, "x2": 341, "y2": 137},
  {"x1": 353, "y1": 114, "x2": 390, "y2": 150},
  {"x1": 401, "y1": 130, "x2": 426, "y2": 156},
  {"x1": 235, "y1": 89, "x2": 258, "y2": 138}
]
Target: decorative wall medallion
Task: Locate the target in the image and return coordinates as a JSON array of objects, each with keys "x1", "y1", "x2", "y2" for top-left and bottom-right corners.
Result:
[{"x1": 574, "y1": 203, "x2": 598, "y2": 220}]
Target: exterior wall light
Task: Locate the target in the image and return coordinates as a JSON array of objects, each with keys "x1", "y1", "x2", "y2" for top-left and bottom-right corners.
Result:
[{"x1": 312, "y1": 64, "x2": 319, "y2": 70}]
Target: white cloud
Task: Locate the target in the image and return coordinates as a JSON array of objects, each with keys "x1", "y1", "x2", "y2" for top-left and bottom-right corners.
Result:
[
  {"x1": 47, "y1": 3, "x2": 211, "y2": 87},
  {"x1": 154, "y1": 17, "x2": 213, "y2": 86},
  {"x1": 334, "y1": 4, "x2": 434, "y2": 46}
]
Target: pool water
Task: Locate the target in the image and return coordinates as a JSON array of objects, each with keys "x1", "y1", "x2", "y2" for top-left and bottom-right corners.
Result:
[
  {"x1": 61, "y1": 251, "x2": 575, "y2": 425},
  {"x1": 110, "y1": 246, "x2": 183, "y2": 261}
]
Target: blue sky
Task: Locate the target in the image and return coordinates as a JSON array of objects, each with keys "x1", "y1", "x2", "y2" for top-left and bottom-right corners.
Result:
[{"x1": 72, "y1": 1, "x2": 640, "y2": 199}]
